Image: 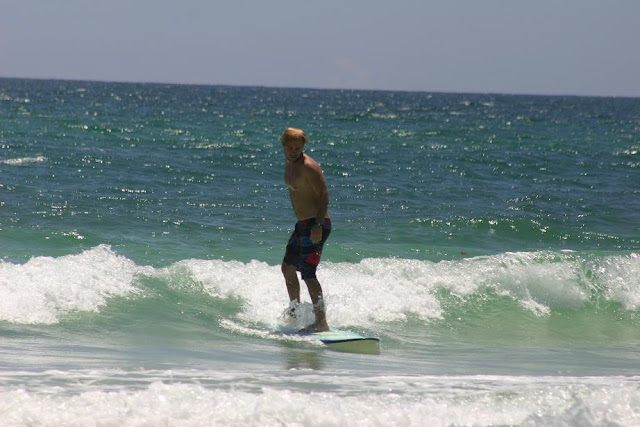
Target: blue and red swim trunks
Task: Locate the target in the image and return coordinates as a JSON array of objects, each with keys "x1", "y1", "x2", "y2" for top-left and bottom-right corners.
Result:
[{"x1": 283, "y1": 218, "x2": 332, "y2": 280}]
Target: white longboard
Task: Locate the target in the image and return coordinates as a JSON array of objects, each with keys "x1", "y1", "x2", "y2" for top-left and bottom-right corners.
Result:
[
  {"x1": 306, "y1": 329, "x2": 380, "y2": 354},
  {"x1": 221, "y1": 320, "x2": 380, "y2": 354}
]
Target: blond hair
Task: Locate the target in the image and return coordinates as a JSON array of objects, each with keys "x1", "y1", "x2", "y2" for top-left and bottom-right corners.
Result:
[{"x1": 281, "y1": 128, "x2": 307, "y2": 145}]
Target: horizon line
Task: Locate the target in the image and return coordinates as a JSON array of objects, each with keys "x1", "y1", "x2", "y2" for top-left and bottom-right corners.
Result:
[{"x1": 1, "y1": 75, "x2": 638, "y2": 100}]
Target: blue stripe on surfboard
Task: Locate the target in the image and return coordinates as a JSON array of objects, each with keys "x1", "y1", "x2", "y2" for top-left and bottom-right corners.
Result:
[{"x1": 310, "y1": 329, "x2": 380, "y2": 344}]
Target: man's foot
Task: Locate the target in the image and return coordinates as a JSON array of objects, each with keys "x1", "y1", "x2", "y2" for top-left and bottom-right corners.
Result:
[
  {"x1": 282, "y1": 300, "x2": 300, "y2": 327},
  {"x1": 312, "y1": 309, "x2": 330, "y2": 332},
  {"x1": 312, "y1": 298, "x2": 329, "y2": 332},
  {"x1": 283, "y1": 306, "x2": 297, "y2": 319},
  {"x1": 298, "y1": 321, "x2": 330, "y2": 334},
  {"x1": 312, "y1": 321, "x2": 330, "y2": 332}
]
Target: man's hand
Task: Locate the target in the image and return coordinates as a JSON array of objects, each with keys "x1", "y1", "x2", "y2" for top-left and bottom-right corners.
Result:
[{"x1": 311, "y1": 224, "x2": 323, "y2": 243}]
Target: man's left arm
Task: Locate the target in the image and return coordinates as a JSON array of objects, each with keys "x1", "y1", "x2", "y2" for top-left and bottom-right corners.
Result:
[
  {"x1": 307, "y1": 164, "x2": 329, "y2": 242},
  {"x1": 309, "y1": 164, "x2": 329, "y2": 223}
]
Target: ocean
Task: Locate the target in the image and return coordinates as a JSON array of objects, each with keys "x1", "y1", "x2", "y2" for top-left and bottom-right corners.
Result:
[{"x1": 1, "y1": 77, "x2": 639, "y2": 426}]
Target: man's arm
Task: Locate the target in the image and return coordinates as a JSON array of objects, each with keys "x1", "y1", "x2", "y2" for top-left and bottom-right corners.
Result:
[{"x1": 305, "y1": 162, "x2": 329, "y2": 224}]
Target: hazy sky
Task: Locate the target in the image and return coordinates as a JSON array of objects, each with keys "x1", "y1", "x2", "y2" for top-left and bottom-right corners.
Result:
[{"x1": 2, "y1": 1, "x2": 639, "y2": 97}]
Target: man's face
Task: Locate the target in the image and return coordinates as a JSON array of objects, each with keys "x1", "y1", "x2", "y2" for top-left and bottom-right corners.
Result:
[{"x1": 282, "y1": 140, "x2": 305, "y2": 162}]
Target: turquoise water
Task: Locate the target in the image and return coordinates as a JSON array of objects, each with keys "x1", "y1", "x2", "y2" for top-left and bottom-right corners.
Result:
[{"x1": 1, "y1": 78, "x2": 640, "y2": 425}]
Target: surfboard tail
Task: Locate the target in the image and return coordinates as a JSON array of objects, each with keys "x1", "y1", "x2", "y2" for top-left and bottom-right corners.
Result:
[
  {"x1": 311, "y1": 330, "x2": 381, "y2": 354},
  {"x1": 321, "y1": 337, "x2": 380, "y2": 354}
]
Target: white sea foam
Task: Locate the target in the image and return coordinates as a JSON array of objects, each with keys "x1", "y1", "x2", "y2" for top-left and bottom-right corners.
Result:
[
  {"x1": 2, "y1": 247, "x2": 638, "y2": 326},
  {"x1": 219, "y1": 318, "x2": 322, "y2": 346},
  {"x1": 0, "y1": 245, "x2": 144, "y2": 324},
  {"x1": 0, "y1": 374, "x2": 639, "y2": 426},
  {"x1": 177, "y1": 251, "x2": 640, "y2": 327},
  {"x1": 0, "y1": 155, "x2": 46, "y2": 165},
  {"x1": 597, "y1": 253, "x2": 640, "y2": 309}
]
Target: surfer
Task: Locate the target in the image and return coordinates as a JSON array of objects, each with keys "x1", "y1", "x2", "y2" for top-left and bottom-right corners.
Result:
[{"x1": 281, "y1": 127, "x2": 331, "y2": 332}]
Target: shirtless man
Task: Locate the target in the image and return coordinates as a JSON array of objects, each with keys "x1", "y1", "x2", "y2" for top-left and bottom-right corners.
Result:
[{"x1": 280, "y1": 128, "x2": 331, "y2": 332}]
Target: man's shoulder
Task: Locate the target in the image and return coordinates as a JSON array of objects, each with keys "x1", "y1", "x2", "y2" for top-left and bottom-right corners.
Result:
[{"x1": 303, "y1": 154, "x2": 322, "y2": 171}]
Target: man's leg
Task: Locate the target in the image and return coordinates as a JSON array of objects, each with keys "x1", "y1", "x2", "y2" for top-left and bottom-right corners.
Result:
[
  {"x1": 282, "y1": 263, "x2": 300, "y2": 303},
  {"x1": 304, "y1": 277, "x2": 329, "y2": 332}
]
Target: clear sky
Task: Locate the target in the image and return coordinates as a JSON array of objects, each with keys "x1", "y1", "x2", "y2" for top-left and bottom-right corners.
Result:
[{"x1": 2, "y1": 1, "x2": 639, "y2": 97}]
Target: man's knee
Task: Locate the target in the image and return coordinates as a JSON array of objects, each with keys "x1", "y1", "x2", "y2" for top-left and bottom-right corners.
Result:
[{"x1": 282, "y1": 262, "x2": 296, "y2": 277}]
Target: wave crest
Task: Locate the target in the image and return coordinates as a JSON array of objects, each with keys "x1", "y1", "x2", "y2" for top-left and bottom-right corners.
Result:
[
  {"x1": 0, "y1": 245, "x2": 142, "y2": 324},
  {"x1": 2, "y1": 247, "x2": 638, "y2": 327}
]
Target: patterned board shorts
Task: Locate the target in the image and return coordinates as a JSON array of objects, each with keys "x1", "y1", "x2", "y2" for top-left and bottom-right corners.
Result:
[{"x1": 283, "y1": 218, "x2": 332, "y2": 280}]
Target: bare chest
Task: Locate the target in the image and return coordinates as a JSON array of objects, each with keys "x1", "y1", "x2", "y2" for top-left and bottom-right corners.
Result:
[{"x1": 285, "y1": 165, "x2": 306, "y2": 191}]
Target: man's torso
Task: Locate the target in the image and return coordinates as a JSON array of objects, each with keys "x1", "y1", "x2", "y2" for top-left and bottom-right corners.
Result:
[{"x1": 285, "y1": 155, "x2": 328, "y2": 221}]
